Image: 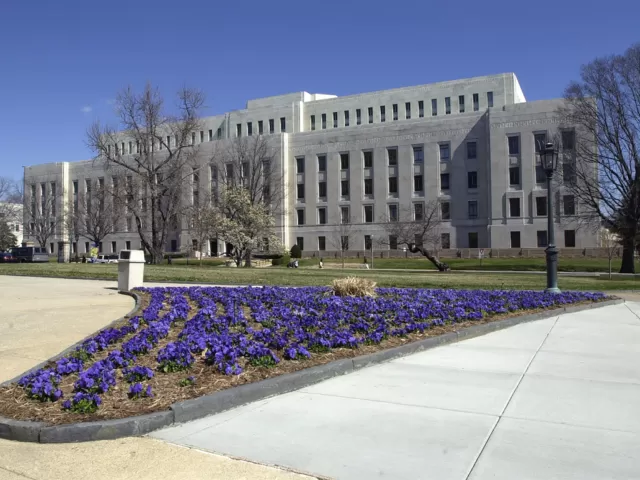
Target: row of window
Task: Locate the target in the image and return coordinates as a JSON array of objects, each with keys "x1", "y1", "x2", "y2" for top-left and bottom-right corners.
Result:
[
  {"x1": 293, "y1": 228, "x2": 577, "y2": 252},
  {"x1": 236, "y1": 117, "x2": 286, "y2": 137},
  {"x1": 508, "y1": 130, "x2": 575, "y2": 156},
  {"x1": 308, "y1": 92, "x2": 494, "y2": 131}
]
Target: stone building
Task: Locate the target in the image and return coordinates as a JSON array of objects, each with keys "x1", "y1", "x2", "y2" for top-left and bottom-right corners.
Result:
[{"x1": 22, "y1": 73, "x2": 596, "y2": 257}]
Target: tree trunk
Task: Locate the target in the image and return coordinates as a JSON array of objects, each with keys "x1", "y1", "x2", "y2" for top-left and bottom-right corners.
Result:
[
  {"x1": 609, "y1": 257, "x2": 612, "y2": 280},
  {"x1": 408, "y1": 245, "x2": 450, "y2": 272},
  {"x1": 244, "y1": 249, "x2": 252, "y2": 268},
  {"x1": 620, "y1": 238, "x2": 636, "y2": 274}
]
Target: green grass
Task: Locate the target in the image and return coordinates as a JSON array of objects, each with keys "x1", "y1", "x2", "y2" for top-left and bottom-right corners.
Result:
[
  {"x1": 299, "y1": 256, "x2": 629, "y2": 273},
  {"x1": 1, "y1": 262, "x2": 638, "y2": 291}
]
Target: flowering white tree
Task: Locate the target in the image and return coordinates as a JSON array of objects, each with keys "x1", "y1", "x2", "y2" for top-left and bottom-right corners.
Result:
[{"x1": 599, "y1": 228, "x2": 620, "y2": 280}]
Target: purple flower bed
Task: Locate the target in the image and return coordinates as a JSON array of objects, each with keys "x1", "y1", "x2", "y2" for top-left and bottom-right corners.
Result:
[{"x1": 10, "y1": 287, "x2": 606, "y2": 416}]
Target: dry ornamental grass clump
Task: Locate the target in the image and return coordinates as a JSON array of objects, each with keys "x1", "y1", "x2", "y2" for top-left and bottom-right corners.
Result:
[{"x1": 332, "y1": 277, "x2": 377, "y2": 297}]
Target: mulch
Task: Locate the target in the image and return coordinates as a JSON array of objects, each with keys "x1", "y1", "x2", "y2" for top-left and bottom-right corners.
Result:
[{"x1": 0, "y1": 293, "x2": 610, "y2": 426}]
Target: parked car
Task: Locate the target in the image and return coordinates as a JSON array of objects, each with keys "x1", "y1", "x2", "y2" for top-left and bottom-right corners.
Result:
[
  {"x1": 0, "y1": 252, "x2": 17, "y2": 263},
  {"x1": 93, "y1": 254, "x2": 119, "y2": 264},
  {"x1": 10, "y1": 247, "x2": 49, "y2": 263}
]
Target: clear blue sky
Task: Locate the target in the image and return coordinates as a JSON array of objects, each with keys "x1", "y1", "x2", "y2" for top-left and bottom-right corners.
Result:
[{"x1": 1, "y1": 0, "x2": 638, "y2": 182}]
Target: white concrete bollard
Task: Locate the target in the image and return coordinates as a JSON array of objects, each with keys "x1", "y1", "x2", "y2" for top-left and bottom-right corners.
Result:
[{"x1": 118, "y1": 250, "x2": 146, "y2": 292}]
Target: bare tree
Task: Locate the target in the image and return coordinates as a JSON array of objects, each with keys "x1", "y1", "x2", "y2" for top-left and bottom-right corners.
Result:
[
  {"x1": 599, "y1": 228, "x2": 621, "y2": 280},
  {"x1": 87, "y1": 83, "x2": 205, "y2": 264},
  {"x1": 0, "y1": 176, "x2": 21, "y2": 225},
  {"x1": 329, "y1": 217, "x2": 359, "y2": 269},
  {"x1": 380, "y1": 200, "x2": 449, "y2": 271},
  {"x1": 210, "y1": 135, "x2": 284, "y2": 265},
  {"x1": 24, "y1": 183, "x2": 63, "y2": 251},
  {"x1": 66, "y1": 182, "x2": 116, "y2": 252},
  {"x1": 559, "y1": 43, "x2": 640, "y2": 273}
]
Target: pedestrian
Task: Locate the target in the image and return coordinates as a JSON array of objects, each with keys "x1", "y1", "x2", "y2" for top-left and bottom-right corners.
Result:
[{"x1": 319, "y1": 257, "x2": 324, "y2": 269}]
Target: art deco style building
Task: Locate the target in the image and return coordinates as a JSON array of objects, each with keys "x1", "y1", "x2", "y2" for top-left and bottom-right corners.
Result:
[{"x1": 23, "y1": 73, "x2": 596, "y2": 257}]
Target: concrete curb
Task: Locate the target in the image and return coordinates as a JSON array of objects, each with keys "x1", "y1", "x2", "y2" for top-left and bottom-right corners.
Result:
[
  {"x1": 0, "y1": 297, "x2": 624, "y2": 443},
  {"x1": 0, "y1": 291, "x2": 140, "y2": 388}
]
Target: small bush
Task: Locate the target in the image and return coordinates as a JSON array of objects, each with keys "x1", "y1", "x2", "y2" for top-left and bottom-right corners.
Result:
[
  {"x1": 290, "y1": 245, "x2": 302, "y2": 259},
  {"x1": 272, "y1": 255, "x2": 290, "y2": 266},
  {"x1": 332, "y1": 277, "x2": 377, "y2": 297}
]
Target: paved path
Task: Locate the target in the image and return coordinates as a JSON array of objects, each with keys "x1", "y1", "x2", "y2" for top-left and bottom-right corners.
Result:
[
  {"x1": 0, "y1": 276, "x2": 311, "y2": 480},
  {"x1": 153, "y1": 301, "x2": 640, "y2": 480}
]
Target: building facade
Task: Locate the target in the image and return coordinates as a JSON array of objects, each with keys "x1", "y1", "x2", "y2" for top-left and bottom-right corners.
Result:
[{"x1": 23, "y1": 73, "x2": 596, "y2": 257}]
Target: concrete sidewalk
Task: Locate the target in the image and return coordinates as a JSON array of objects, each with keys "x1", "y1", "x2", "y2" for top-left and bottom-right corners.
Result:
[
  {"x1": 0, "y1": 276, "x2": 312, "y2": 480},
  {"x1": 153, "y1": 302, "x2": 640, "y2": 480}
]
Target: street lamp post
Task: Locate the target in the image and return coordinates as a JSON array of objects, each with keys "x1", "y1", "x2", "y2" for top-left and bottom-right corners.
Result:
[{"x1": 541, "y1": 141, "x2": 561, "y2": 294}]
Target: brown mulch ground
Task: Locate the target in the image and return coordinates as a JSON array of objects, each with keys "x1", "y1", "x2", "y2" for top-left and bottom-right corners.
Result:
[{"x1": 0, "y1": 293, "x2": 612, "y2": 426}]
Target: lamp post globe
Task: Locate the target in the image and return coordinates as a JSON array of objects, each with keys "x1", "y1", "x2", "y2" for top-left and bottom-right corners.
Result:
[{"x1": 541, "y1": 141, "x2": 561, "y2": 294}]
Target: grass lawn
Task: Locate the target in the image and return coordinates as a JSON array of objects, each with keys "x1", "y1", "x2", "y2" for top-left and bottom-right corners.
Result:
[
  {"x1": 298, "y1": 256, "x2": 630, "y2": 273},
  {"x1": 1, "y1": 262, "x2": 639, "y2": 291}
]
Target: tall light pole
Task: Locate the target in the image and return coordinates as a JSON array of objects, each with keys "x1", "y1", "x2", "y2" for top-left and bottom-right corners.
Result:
[{"x1": 541, "y1": 141, "x2": 561, "y2": 293}]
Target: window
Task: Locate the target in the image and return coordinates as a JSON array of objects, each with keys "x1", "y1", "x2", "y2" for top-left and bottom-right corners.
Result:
[
  {"x1": 418, "y1": 100, "x2": 424, "y2": 118},
  {"x1": 356, "y1": 109, "x2": 361, "y2": 125},
  {"x1": 389, "y1": 235, "x2": 398, "y2": 250},
  {"x1": 380, "y1": 106, "x2": 386, "y2": 122},
  {"x1": 368, "y1": 107, "x2": 373, "y2": 124},
  {"x1": 136, "y1": 141, "x2": 140, "y2": 153},
  {"x1": 340, "y1": 153, "x2": 349, "y2": 170},
  {"x1": 473, "y1": 93, "x2": 479, "y2": 111},
  {"x1": 388, "y1": 204, "x2": 398, "y2": 221},
  {"x1": 563, "y1": 195, "x2": 575, "y2": 215},
  {"x1": 441, "y1": 202, "x2": 450, "y2": 220},
  {"x1": 405, "y1": 102, "x2": 411, "y2": 119},
  {"x1": 487, "y1": 91, "x2": 494, "y2": 108},
  {"x1": 191, "y1": 132, "x2": 196, "y2": 145},
  {"x1": 467, "y1": 142, "x2": 477, "y2": 159},
  {"x1": 247, "y1": 122, "x2": 253, "y2": 136},
  {"x1": 508, "y1": 136, "x2": 520, "y2": 155},
  {"x1": 536, "y1": 196, "x2": 548, "y2": 216},
  {"x1": 341, "y1": 236, "x2": 349, "y2": 250},
  {"x1": 392, "y1": 104, "x2": 398, "y2": 121},
  {"x1": 468, "y1": 232, "x2": 479, "y2": 248},
  {"x1": 363, "y1": 151, "x2": 373, "y2": 168},
  {"x1": 432, "y1": 99, "x2": 438, "y2": 116},
  {"x1": 445, "y1": 97, "x2": 451, "y2": 115},
  {"x1": 126, "y1": 217, "x2": 132, "y2": 232},
  {"x1": 364, "y1": 205, "x2": 373, "y2": 223},
  {"x1": 534, "y1": 132, "x2": 547, "y2": 153},
  {"x1": 318, "y1": 236, "x2": 326, "y2": 251},
  {"x1": 439, "y1": 143, "x2": 450, "y2": 161},
  {"x1": 296, "y1": 237, "x2": 304, "y2": 250},
  {"x1": 510, "y1": 231, "x2": 521, "y2": 248},
  {"x1": 297, "y1": 183, "x2": 305, "y2": 201},
  {"x1": 128, "y1": 141, "x2": 133, "y2": 153},
  {"x1": 318, "y1": 181, "x2": 327, "y2": 198},
  {"x1": 364, "y1": 178, "x2": 373, "y2": 195},
  {"x1": 85, "y1": 241, "x2": 89, "y2": 253},
  {"x1": 50, "y1": 243, "x2": 54, "y2": 254},
  {"x1": 468, "y1": 201, "x2": 478, "y2": 218},
  {"x1": 342, "y1": 110, "x2": 349, "y2": 127},
  {"x1": 509, "y1": 198, "x2": 521, "y2": 217},
  {"x1": 458, "y1": 95, "x2": 465, "y2": 113},
  {"x1": 200, "y1": 131, "x2": 204, "y2": 143},
  {"x1": 258, "y1": 121, "x2": 263, "y2": 135},
  {"x1": 441, "y1": 233, "x2": 450, "y2": 249},
  {"x1": 388, "y1": 148, "x2": 398, "y2": 166},
  {"x1": 440, "y1": 173, "x2": 450, "y2": 190},
  {"x1": 563, "y1": 161, "x2": 576, "y2": 185},
  {"x1": 296, "y1": 157, "x2": 305, "y2": 174},
  {"x1": 414, "y1": 202, "x2": 423, "y2": 221},
  {"x1": 364, "y1": 235, "x2": 372, "y2": 250},
  {"x1": 217, "y1": 127, "x2": 222, "y2": 139},
  {"x1": 269, "y1": 119, "x2": 274, "y2": 133},
  {"x1": 388, "y1": 177, "x2": 398, "y2": 195},
  {"x1": 536, "y1": 165, "x2": 546, "y2": 183},
  {"x1": 297, "y1": 209, "x2": 305, "y2": 225},
  {"x1": 111, "y1": 241, "x2": 117, "y2": 254},
  {"x1": 341, "y1": 206, "x2": 350, "y2": 224},
  {"x1": 564, "y1": 230, "x2": 576, "y2": 247},
  {"x1": 317, "y1": 155, "x2": 327, "y2": 172},
  {"x1": 280, "y1": 117, "x2": 286, "y2": 132},
  {"x1": 309, "y1": 115, "x2": 316, "y2": 131},
  {"x1": 321, "y1": 113, "x2": 327, "y2": 129},
  {"x1": 236, "y1": 124, "x2": 242, "y2": 137},
  {"x1": 414, "y1": 175, "x2": 423, "y2": 192},
  {"x1": 341, "y1": 180, "x2": 350, "y2": 197},
  {"x1": 413, "y1": 145, "x2": 424, "y2": 163},
  {"x1": 467, "y1": 171, "x2": 478, "y2": 189},
  {"x1": 562, "y1": 130, "x2": 575, "y2": 151},
  {"x1": 537, "y1": 230, "x2": 548, "y2": 247},
  {"x1": 333, "y1": 112, "x2": 338, "y2": 128},
  {"x1": 318, "y1": 208, "x2": 327, "y2": 224}
]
